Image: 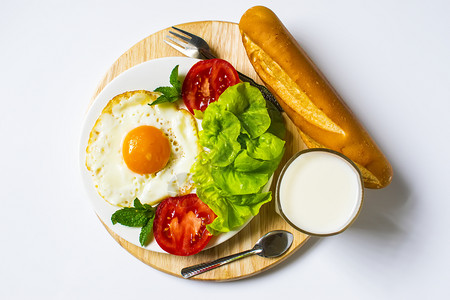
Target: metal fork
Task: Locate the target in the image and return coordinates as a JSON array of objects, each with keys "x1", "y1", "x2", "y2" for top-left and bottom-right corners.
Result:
[{"x1": 164, "y1": 26, "x2": 283, "y2": 112}]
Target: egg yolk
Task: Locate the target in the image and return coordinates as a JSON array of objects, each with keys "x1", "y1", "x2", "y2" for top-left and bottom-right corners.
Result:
[{"x1": 122, "y1": 126, "x2": 171, "y2": 175}]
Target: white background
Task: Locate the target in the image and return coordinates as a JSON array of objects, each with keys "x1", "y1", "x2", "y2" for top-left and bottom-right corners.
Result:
[{"x1": 1, "y1": 0, "x2": 449, "y2": 299}]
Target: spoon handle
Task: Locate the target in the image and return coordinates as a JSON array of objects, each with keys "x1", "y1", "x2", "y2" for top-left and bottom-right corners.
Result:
[{"x1": 181, "y1": 247, "x2": 262, "y2": 279}]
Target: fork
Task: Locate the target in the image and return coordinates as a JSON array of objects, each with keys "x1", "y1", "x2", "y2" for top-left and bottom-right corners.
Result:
[{"x1": 164, "y1": 26, "x2": 283, "y2": 112}]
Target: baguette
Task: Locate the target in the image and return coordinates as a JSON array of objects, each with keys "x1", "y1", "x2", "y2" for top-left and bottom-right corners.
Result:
[{"x1": 239, "y1": 6, "x2": 392, "y2": 188}]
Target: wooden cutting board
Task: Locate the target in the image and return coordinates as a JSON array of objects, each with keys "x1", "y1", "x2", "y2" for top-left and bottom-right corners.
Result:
[{"x1": 91, "y1": 21, "x2": 309, "y2": 281}]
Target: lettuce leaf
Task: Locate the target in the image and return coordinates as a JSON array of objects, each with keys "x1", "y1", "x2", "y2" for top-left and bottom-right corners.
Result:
[
  {"x1": 211, "y1": 148, "x2": 285, "y2": 195},
  {"x1": 211, "y1": 164, "x2": 270, "y2": 195},
  {"x1": 233, "y1": 150, "x2": 264, "y2": 172},
  {"x1": 216, "y1": 83, "x2": 271, "y2": 139},
  {"x1": 205, "y1": 190, "x2": 272, "y2": 235},
  {"x1": 192, "y1": 82, "x2": 286, "y2": 234},
  {"x1": 192, "y1": 156, "x2": 272, "y2": 235},
  {"x1": 235, "y1": 149, "x2": 285, "y2": 175},
  {"x1": 245, "y1": 132, "x2": 285, "y2": 161},
  {"x1": 200, "y1": 106, "x2": 241, "y2": 167}
]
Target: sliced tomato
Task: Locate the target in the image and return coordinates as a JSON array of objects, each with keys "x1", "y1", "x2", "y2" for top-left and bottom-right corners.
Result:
[
  {"x1": 182, "y1": 58, "x2": 240, "y2": 114},
  {"x1": 153, "y1": 194, "x2": 216, "y2": 256}
]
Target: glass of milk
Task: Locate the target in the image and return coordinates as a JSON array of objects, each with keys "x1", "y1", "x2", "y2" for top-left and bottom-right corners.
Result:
[{"x1": 275, "y1": 148, "x2": 364, "y2": 236}]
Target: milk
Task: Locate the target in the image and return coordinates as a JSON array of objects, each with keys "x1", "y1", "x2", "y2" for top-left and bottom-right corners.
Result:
[{"x1": 277, "y1": 150, "x2": 363, "y2": 235}]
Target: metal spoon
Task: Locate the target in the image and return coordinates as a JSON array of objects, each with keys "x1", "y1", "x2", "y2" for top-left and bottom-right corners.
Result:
[{"x1": 181, "y1": 230, "x2": 294, "y2": 279}]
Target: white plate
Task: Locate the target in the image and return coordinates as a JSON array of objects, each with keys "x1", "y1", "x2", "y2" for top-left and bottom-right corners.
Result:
[{"x1": 79, "y1": 57, "x2": 263, "y2": 253}]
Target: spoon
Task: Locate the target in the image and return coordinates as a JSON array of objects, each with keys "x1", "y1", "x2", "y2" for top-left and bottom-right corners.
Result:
[{"x1": 181, "y1": 230, "x2": 294, "y2": 279}]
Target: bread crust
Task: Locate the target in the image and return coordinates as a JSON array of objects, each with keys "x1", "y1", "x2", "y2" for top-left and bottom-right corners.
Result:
[{"x1": 239, "y1": 6, "x2": 392, "y2": 188}]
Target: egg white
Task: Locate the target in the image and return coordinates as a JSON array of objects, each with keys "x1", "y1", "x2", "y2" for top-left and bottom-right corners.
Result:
[{"x1": 86, "y1": 90, "x2": 201, "y2": 207}]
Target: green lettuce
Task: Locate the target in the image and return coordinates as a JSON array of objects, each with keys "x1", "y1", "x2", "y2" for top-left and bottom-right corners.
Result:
[
  {"x1": 199, "y1": 108, "x2": 241, "y2": 167},
  {"x1": 192, "y1": 82, "x2": 286, "y2": 234},
  {"x1": 211, "y1": 148, "x2": 285, "y2": 196},
  {"x1": 212, "y1": 82, "x2": 271, "y2": 139},
  {"x1": 234, "y1": 149, "x2": 285, "y2": 175},
  {"x1": 192, "y1": 152, "x2": 272, "y2": 235},
  {"x1": 211, "y1": 164, "x2": 269, "y2": 195},
  {"x1": 244, "y1": 132, "x2": 285, "y2": 161}
]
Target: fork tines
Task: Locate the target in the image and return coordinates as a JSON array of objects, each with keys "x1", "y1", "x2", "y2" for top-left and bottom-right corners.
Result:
[
  {"x1": 170, "y1": 26, "x2": 196, "y2": 39},
  {"x1": 163, "y1": 26, "x2": 212, "y2": 59},
  {"x1": 164, "y1": 35, "x2": 186, "y2": 50},
  {"x1": 164, "y1": 27, "x2": 194, "y2": 51},
  {"x1": 168, "y1": 29, "x2": 191, "y2": 44}
]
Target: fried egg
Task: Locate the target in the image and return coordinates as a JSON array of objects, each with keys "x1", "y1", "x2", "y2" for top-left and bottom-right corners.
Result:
[{"x1": 86, "y1": 90, "x2": 201, "y2": 207}]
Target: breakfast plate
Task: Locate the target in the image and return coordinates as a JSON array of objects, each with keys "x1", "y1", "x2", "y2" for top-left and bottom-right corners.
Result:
[
  {"x1": 82, "y1": 20, "x2": 309, "y2": 281},
  {"x1": 80, "y1": 56, "x2": 266, "y2": 252}
]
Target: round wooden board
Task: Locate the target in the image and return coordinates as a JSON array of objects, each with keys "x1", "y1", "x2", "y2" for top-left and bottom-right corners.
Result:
[{"x1": 90, "y1": 21, "x2": 309, "y2": 281}]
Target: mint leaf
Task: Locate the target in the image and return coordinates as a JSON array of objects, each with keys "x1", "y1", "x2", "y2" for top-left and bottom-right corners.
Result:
[
  {"x1": 169, "y1": 65, "x2": 182, "y2": 92},
  {"x1": 143, "y1": 203, "x2": 153, "y2": 210},
  {"x1": 111, "y1": 198, "x2": 157, "y2": 246},
  {"x1": 149, "y1": 95, "x2": 171, "y2": 106},
  {"x1": 150, "y1": 65, "x2": 182, "y2": 106},
  {"x1": 111, "y1": 208, "x2": 150, "y2": 227},
  {"x1": 139, "y1": 218, "x2": 155, "y2": 246},
  {"x1": 154, "y1": 86, "x2": 179, "y2": 98},
  {"x1": 133, "y1": 198, "x2": 145, "y2": 210}
]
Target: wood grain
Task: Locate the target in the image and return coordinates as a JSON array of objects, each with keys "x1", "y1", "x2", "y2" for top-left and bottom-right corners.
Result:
[{"x1": 91, "y1": 21, "x2": 309, "y2": 281}]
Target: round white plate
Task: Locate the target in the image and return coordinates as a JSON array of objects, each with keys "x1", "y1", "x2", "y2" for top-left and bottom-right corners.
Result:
[{"x1": 79, "y1": 57, "x2": 260, "y2": 253}]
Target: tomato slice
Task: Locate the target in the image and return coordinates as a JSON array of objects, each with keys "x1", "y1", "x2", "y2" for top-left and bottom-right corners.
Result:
[
  {"x1": 182, "y1": 58, "x2": 240, "y2": 114},
  {"x1": 153, "y1": 194, "x2": 216, "y2": 256}
]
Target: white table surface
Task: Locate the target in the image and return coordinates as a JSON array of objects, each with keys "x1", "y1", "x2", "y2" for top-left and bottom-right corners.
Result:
[{"x1": 1, "y1": 0, "x2": 449, "y2": 299}]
